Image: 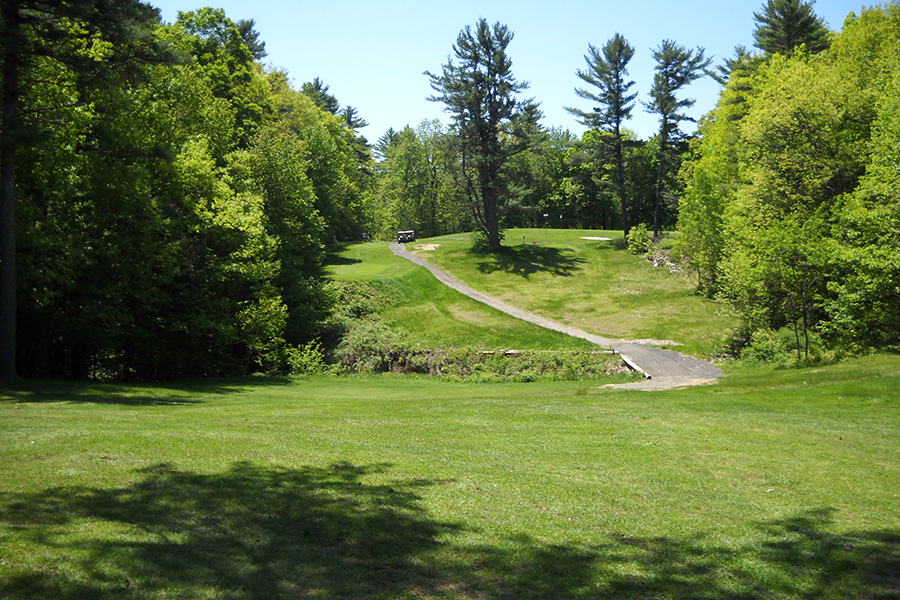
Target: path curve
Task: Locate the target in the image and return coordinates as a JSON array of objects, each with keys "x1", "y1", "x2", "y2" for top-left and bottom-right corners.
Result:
[{"x1": 390, "y1": 243, "x2": 724, "y2": 390}]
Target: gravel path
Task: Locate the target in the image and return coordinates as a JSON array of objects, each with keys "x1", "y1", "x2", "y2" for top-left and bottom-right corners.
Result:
[{"x1": 390, "y1": 242, "x2": 724, "y2": 390}]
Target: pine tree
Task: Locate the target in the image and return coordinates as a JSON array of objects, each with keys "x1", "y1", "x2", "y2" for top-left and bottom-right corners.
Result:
[
  {"x1": 566, "y1": 33, "x2": 637, "y2": 236},
  {"x1": 237, "y1": 18, "x2": 267, "y2": 59},
  {"x1": 426, "y1": 19, "x2": 541, "y2": 250},
  {"x1": 301, "y1": 77, "x2": 340, "y2": 115},
  {"x1": 753, "y1": 0, "x2": 831, "y2": 56},
  {"x1": 647, "y1": 40, "x2": 711, "y2": 239}
]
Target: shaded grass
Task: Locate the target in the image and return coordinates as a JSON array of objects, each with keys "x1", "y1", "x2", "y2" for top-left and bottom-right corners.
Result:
[
  {"x1": 409, "y1": 230, "x2": 735, "y2": 357},
  {"x1": 1, "y1": 355, "x2": 898, "y2": 598}
]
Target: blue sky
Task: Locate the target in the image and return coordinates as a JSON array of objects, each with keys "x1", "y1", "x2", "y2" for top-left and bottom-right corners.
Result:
[{"x1": 149, "y1": 0, "x2": 864, "y2": 142}]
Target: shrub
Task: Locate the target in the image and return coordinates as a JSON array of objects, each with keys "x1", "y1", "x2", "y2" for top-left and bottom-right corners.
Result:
[
  {"x1": 286, "y1": 340, "x2": 330, "y2": 375},
  {"x1": 626, "y1": 223, "x2": 654, "y2": 255},
  {"x1": 334, "y1": 319, "x2": 410, "y2": 373},
  {"x1": 741, "y1": 326, "x2": 844, "y2": 368}
]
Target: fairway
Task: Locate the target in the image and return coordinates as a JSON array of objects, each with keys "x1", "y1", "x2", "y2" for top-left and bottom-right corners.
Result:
[
  {"x1": 2, "y1": 357, "x2": 898, "y2": 599},
  {"x1": 395, "y1": 230, "x2": 735, "y2": 357}
]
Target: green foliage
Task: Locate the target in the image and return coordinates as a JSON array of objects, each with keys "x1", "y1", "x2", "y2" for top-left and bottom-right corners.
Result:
[
  {"x1": 626, "y1": 223, "x2": 654, "y2": 255},
  {"x1": 370, "y1": 122, "x2": 470, "y2": 239},
  {"x1": 566, "y1": 34, "x2": 637, "y2": 235},
  {"x1": 676, "y1": 157, "x2": 726, "y2": 294},
  {"x1": 333, "y1": 320, "x2": 622, "y2": 381},
  {"x1": 286, "y1": 339, "x2": 330, "y2": 375},
  {"x1": 753, "y1": 0, "x2": 832, "y2": 56},
  {"x1": 680, "y1": 4, "x2": 900, "y2": 357},
  {"x1": 648, "y1": 40, "x2": 712, "y2": 238},
  {"x1": 7, "y1": 3, "x2": 374, "y2": 379},
  {"x1": 741, "y1": 326, "x2": 842, "y2": 368}
]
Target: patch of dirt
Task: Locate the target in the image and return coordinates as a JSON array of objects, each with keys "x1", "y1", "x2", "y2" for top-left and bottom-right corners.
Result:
[
  {"x1": 415, "y1": 243, "x2": 440, "y2": 251},
  {"x1": 601, "y1": 377, "x2": 721, "y2": 391}
]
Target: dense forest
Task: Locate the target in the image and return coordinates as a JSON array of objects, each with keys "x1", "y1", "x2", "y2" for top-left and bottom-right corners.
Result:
[{"x1": 0, "y1": 0, "x2": 897, "y2": 380}]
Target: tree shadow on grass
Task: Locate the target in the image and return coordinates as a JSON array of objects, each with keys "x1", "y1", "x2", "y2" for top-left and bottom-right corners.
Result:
[
  {"x1": 474, "y1": 245, "x2": 586, "y2": 279},
  {"x1": 324, "y1": 243, "x2": 363, "y2": 267},
  {"x1": 0, "y1": 464, "x2": 897, "y2": 599},
  {"x1": 0, "y1": 377, "x2": 294, "y2": 406},
  {"x1": 0, "y1": 462, "x2": 458, "y2": 599}
]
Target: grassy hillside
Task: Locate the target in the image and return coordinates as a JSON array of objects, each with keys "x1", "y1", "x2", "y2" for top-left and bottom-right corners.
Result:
[
  {"x1": 1, "y1": 356, "x2": 898, "y2": 599},
  {"x1": 403, "y1": 229, "x2": 735, "y2": 357},
  {"x1": 326, "y1": 241, "x2": 598, "y2": 351}
]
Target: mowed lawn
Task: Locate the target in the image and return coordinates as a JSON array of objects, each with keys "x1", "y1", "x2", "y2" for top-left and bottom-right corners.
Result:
[
  {"x1": 406, "y1": 229, "x2": 736, "y2": 357},
  {"x1": 326, "y1": 240, "x2": 599, "y2": 351},
  {"x1": 2, "y1": 356, "x2": 898, "y2": 599}
]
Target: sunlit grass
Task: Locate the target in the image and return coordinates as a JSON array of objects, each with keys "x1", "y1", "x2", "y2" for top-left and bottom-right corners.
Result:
[
  {"x1": 408, "y1": 229, "x2": 735, "y2": 357},
  {"x1": 1, "y1": 356, "x2": 898, "y2": 598},
  {"x1": 326, "y1": 241, "x2": 598, "y2": 351}
]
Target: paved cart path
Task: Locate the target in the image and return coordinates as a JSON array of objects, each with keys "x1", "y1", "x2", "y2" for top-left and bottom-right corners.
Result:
[{"x1": 390, "y1": 243, "x2": 724, "y2": 390}]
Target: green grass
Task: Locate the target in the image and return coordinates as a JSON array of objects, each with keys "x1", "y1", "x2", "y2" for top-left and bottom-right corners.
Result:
[
  {"x1": 2, "y1": 356, "x2": 899, "y2": 599},
  {"x1": 326, "y1": 242, "x2": 598, "y2": 351},
  {"x1": 404, "y1": 229, "x2": 735, "y2": 357}
]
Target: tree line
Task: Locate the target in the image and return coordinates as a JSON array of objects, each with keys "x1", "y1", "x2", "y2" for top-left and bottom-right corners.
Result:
[
  {"x1": 676, "y1": 1, "x2": 900, "y2": 359},
  {"x1": 1, "y1": 2, "x2": 372, "y2": 379},
  {"x1": 1, "y1": 0, "x2": 896, "y2": 379},
  {"x1": 376, "y1": 0, "x2": 900, "y2": 360}
]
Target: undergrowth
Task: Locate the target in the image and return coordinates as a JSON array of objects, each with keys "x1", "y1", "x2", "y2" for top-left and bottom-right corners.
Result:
[{"x1": 313, "y1": 280, "x2": 628, "y2": 381}]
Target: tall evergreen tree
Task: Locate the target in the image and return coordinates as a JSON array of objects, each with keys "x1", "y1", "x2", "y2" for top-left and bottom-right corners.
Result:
[
  {"x1": 340, "y1": 106, "x2": 368, "y2": 131},
  {"x1": 374, "y1": 127, "x2": 401, "y2": 161},
  {"x1": 301, "y1": 77, "x2": 340, "y2": 115},
  {"x1": 753, "y1": 0, "x2": 831, "y2": 56},
  {"x1": 566, "y1": 33, "x2": 637, "y2": 236},
  {"x1": 237, "y1": 18, "x2": 267, "y2": 59},
  {"x1": 647, "y1": 39, "x2": 711, "y2": 239},
  {"x1": 426, "y1": 19, "x2": 541, "y2": 250}
]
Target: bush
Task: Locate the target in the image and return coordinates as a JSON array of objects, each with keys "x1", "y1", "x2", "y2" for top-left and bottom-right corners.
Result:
[
  {"x1": 741, "y1": 326, "x2": 844, "y2": 368},
  {"x1": 286, "y1": 340, "x2": 331, "y2": 375},
  {"x1": 626, "y1": 223, "x2": 654, "y2": 255},
  {"x1": 334, "y1": 319, "x2": 410, "y2": 373}
]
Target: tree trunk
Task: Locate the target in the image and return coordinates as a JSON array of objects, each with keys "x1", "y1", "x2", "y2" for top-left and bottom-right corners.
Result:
[
  {"x1": 653, "y1": 131, "x2": 667, "y2": 240},
  {"x1": 483, "y1": 186, "x2": 502, "y2": 250},
  {"x1": 0, "y1": 1, "x2": 20, "y2": 380},
  {"x1": 613, "y1": 132, "x2": 630, "y2": 238}
]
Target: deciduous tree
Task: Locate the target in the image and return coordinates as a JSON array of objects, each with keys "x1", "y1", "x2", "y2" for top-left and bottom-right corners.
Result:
[{"x1": 0, "y1": 0, "x2": 163, "y2": 380}]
